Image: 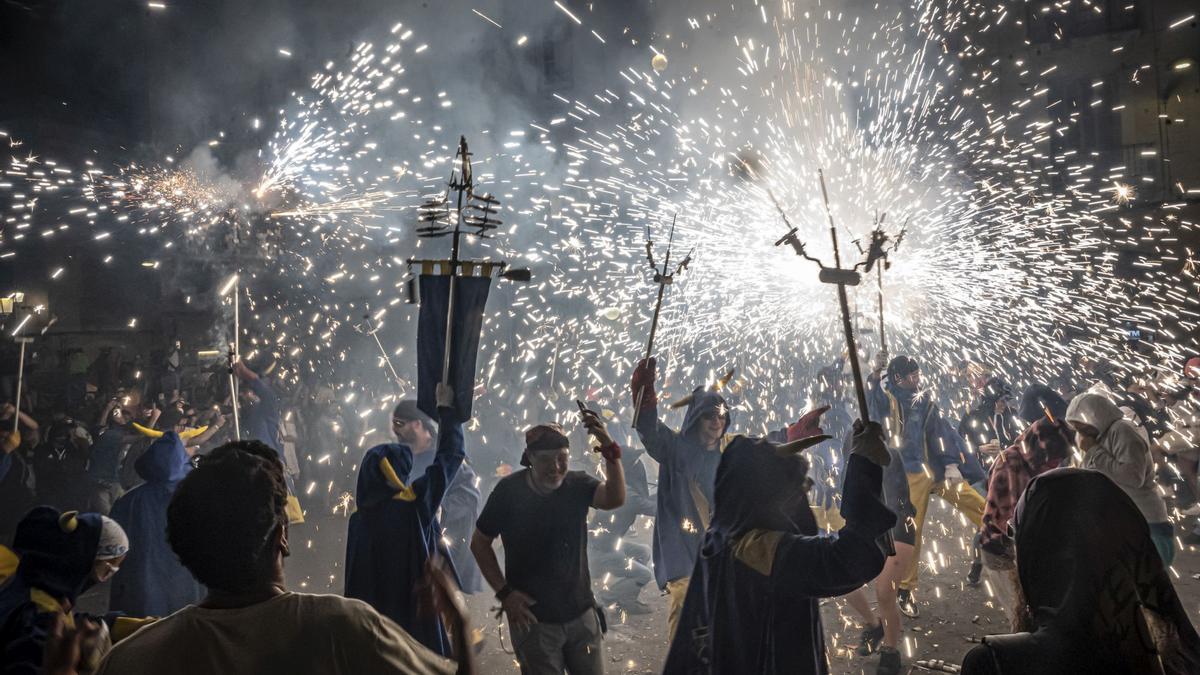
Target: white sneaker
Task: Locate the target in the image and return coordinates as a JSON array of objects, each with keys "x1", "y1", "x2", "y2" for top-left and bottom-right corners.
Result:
[{"x1": 1181, "y1": 503, "x2": 1200, "y2": 517}]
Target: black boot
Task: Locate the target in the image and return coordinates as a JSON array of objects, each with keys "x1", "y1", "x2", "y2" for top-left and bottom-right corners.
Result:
[{"x1": 856, "y1": 620, "x2": 884, "y2": 656}]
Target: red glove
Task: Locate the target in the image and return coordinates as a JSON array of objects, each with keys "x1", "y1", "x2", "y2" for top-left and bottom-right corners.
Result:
[
  {"x1": 787, "y1": 405, "x2": 831, "y2": 442},
  {"x1": 630, "y1": 358, "x2": 658, "y2": 411}
]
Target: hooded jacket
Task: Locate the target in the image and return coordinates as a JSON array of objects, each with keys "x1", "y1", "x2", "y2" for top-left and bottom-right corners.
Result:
[
  {"x1": 343, "y1": 409, "x2": 464, "y2": 657},
  {"x1": 634, "y1": 389, "x2": 730, "y2": 588},
  {"x1": 0, "y1": 507, "x2": 103, "y2": 673},
  {"x1": 867, "y1": 374, "x2": 961, "y2": 479},
  {"x1": 962, "y1": 469, "x2": 1200, "y2": 674},
  {"x1": 108, "y1": 432, "x2": 203, "y2": 617},
  {"x1": 1065, "y1": 393, "x2": 1168, "y2": 525},
  {"x1": 662, "y1": 437, "x2": 894, "y2": 674}
]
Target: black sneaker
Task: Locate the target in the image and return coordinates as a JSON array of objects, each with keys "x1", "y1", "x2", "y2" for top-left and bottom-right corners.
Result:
[
  {"x1": 876, "y1": 647, "x2": 902, "y2": 675},
  {"x1": 897, "y1": 589, "x2": 919, "y2": 618},
  {"x1": 967, "y1": 560, "x2": 983, "y2": 587},
  {"x1": 856, "y1": 620, "x2": 884, "y2": 656}
]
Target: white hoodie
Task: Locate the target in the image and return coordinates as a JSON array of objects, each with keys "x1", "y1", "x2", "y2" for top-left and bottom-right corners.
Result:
[{"x1": 1065, "y1": 393, "x2": 1169, "y2": 525}]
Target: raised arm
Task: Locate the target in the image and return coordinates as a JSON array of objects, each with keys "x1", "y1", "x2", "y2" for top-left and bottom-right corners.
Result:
[
  {"x1": 581, "y1": 408, "x2": 626, "y2": 510},
  {"x1": 630, "y1": 358, "x2": 680, "y2": 463},
  {"x1": 770, "y1": 422, "x2": 896, "y2": 599},
  {"x1": 415, "y1": 384, "x2": 466, "y2": 519}
]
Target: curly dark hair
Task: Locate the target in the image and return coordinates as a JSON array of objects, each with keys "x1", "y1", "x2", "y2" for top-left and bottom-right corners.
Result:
[{"x1": 167, "y1": 440, "x2": 288, "y2": 593}]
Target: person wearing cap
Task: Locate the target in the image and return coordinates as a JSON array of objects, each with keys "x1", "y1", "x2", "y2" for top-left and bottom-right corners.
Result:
[
  {"x1": 344, "y1": 384, "x2": 465, "y2": 656},
  {"x1": 470, "y1": 407, "x2": 625, "y2": 675},
  {"x1": 393, "y1": 399, "x2": 483, "y2": 594},
  {"x1": 867, "y1": 354, "x2": 985, "y2": 617},
  {"x1": 0, "y1": 507, "x2": 128, "y2": 672}
]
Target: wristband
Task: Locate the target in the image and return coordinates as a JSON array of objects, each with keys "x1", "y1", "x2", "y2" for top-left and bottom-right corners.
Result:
[
  {"x1": 496, "y1": 584, "x2": 513, "y2": 602},
  {"x1": 599, "y1": 442, "x2": 621, "y2": 462}
]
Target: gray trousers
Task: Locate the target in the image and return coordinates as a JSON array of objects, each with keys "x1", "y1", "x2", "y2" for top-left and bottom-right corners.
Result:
[{"x1": 510, "y1": 608, "x2": 604, "y2": 675}]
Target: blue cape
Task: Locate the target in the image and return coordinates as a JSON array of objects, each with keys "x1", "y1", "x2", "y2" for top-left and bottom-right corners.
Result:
[
  {"x1": 108, "y1": 432, "x2": 203, "y2": 617},
  {"x1": 344, "y1": 414, "x2": 463, "y2": 657}
]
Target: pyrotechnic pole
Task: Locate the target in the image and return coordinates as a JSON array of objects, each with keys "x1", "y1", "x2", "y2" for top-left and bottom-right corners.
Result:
[
  {"x1": 770, "y1": 171, "x2": 896, "y2": 555},
  {"x1": 359, "y1": 314, "x2": 404, "y2": 392},
  {"x1": 409, "y1": 135, "x2": 530, "y2": 418},
  {"x1": 11, "y1": 337, "x2": 32, "y2": 434},
  {"x1": 633, "y1": 215, "x2": 692, "y2": 428},
  {"x1": 818, "y1": 169, "x2": 871, "y2": 422}
]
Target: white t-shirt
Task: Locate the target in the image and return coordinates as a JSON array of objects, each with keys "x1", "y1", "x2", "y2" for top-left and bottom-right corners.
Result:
[{"x1": 96, "y1": 592, "x2": 456, "y2": 675}]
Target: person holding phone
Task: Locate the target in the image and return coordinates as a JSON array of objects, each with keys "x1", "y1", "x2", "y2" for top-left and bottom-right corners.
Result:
[{"x1": 470, "y1": 405, "x2": 625, "y2": 675}]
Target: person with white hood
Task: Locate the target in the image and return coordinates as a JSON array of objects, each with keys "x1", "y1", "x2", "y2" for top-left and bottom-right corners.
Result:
[{"x1": 1065, "y1": 391, "x2": 1175, "y2": 564}]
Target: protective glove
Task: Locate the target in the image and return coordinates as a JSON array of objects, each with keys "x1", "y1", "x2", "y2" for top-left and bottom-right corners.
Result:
[
  {"x1": 787, "y1": 405, "x2": 831, "y2": 443},
  {"x1": 630, "y1": 357, "x2": 658, "y2": 410},
  {"x1": 845, "y1": 419, "x2": 890, "y2": 467}
]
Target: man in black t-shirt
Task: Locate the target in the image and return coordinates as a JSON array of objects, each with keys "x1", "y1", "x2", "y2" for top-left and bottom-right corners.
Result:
[{"x1": 471, "y1": 408, "x2": 625, "y2": 675}]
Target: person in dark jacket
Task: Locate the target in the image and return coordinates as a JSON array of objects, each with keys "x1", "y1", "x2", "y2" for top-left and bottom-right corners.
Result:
[
  {"x1": 343, "y1": 384, "x2": 464, "y2": 657},
  {"x1": 662, "y1": 419, "x2": 895, "y2": 675},
  {"x1": 958, "y1": 377, "x2": 1019, "y2": 460},
  {"x1": 108, "y1": 428, "x2": 205, "y2": 617},
  {"x1": 868, "y1": 355, "x2": 985, "y2": 615},
  {"x1": 395, "y1": 400, "x2": 483, "y2": 594},
  {"x1": 0, "y1": 507, "x2": 128, "y2": 673},
  {"x1": 961, "y1": 469, "x2": 1200, "y2": 675}
]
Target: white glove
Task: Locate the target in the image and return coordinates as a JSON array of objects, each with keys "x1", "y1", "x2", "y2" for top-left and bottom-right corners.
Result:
[{"x1": 435, "y1": 382, "x2": 455, "y2": 410}]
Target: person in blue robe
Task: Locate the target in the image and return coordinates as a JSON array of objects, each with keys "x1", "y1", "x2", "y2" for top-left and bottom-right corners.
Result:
[
  {"x1": 108, "y1": 430, "x2": 204, "y2": 617},
  {"x1": 663, "y1": 420, "x2": 895, "y2": 675},
  {"x1": 0, "y1": 507, "x2": 128, "y2": 673},
  {"x1": 343, "y1": 384, "x2": 464, "y2": 657}
]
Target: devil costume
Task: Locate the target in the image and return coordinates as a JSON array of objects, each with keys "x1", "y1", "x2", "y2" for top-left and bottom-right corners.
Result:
[
  {"x1": 962, "y1": 469, "x2": 1200, "y2": 674},
  {"x1": 0, "y1": 507, "x2": 123, "y2": 673},
  {"x1": 109, "y1": 432, "x2": 204, "y2": 617},
  {"x1": 662, "y1": 430, "x2": 895, "y2": 675},
  {"x1": 343, "y1": 407, "x2": 464, "y2": 657}
]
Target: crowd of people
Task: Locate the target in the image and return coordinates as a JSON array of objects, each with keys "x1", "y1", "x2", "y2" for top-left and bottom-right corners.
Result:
[{"x1": 2, "y1": 334, "x2": 1200, "y2": 674}]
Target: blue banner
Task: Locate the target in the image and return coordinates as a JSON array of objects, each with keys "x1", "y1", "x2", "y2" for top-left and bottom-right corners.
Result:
[{"x1": 417, "y1": 274, "x2": 493, "y2": 423}]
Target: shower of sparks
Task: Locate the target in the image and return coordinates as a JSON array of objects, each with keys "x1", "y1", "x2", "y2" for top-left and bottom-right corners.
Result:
[{"x1": 1, "y1": 1, "x2": 1198, "y2": 631}]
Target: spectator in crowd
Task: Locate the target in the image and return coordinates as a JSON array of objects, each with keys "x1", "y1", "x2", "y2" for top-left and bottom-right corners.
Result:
[
  {"x1": 97, "y1": 440, "x2": 476, "y2": 675},
  {"x1": 0, "y1": 507, "x2": 128, "y2": 673},
  {"x1": 471, "y1": 408, "x2": 625, "y2": 675},
  {"x1": 961, "y1": 469, "x2": 1200, "y2": 674},
  {"x1": 1065, "y1": 392, "x2": 1175, "y2": 564}
]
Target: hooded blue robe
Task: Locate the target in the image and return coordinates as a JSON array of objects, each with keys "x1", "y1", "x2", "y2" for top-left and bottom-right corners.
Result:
[
  {"x1": 634, "y1": 388, "x2": 730, "y2": 589},
  {"x1": 0, "y1": 507, "x2": 103, "y2": 674},
  {"x1": 344, "y1": 408, "x2": 464, "y2": 657},
  {"x1": 663, "y1": 437, "x2": 895, "y2": 675},
  {"x1": 108, "y1": 432, "x2": 203, "y2": 617}
]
